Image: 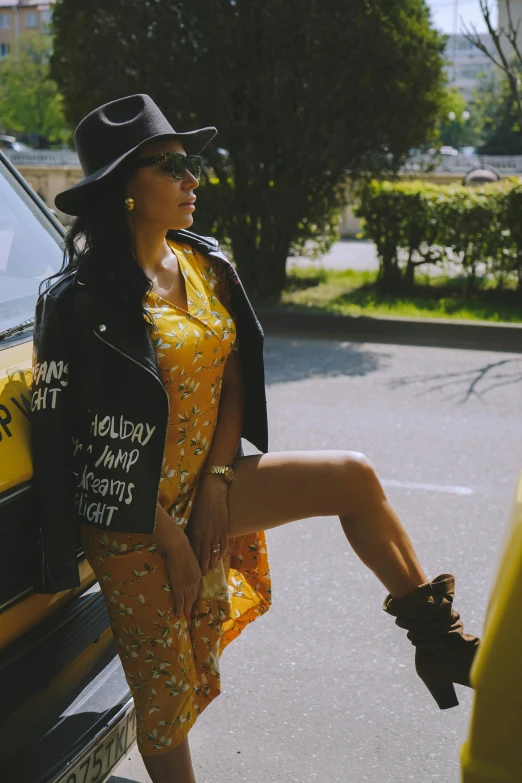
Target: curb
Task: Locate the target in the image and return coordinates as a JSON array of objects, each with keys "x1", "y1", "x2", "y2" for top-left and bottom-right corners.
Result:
[{"x1": 255, "y1": 307, "x2": 522, "y2": 354}]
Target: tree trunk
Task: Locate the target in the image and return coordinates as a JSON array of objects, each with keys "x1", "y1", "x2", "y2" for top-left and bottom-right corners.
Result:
[
  {"x1": 404, "y1": 249, "x2": 415, "y2": 291},
  {"x1": 256, "y1": 221, "x2": 293, "y2": 301},
  {"x1": 229, "y1": 173, "x2": 260, "y2": 295},
  {"x1": 377, "y1": 247, "x2": 402, "y2": 293},
  {"x1": 231, "y1": 228, "x2": 258, "y2": 295},
  {"x1": 465, "y1": 262, "x2": 476, "y2": 296}
]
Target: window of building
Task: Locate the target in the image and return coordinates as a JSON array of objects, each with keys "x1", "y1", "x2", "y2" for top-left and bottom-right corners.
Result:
[
  {"x1": 457, "y1": 38, "x2": 474, "y2": 51},
  {"x1": 459, "y1": 65, "x2": 487, "y2": 79},
  {"x1": 0, "y1": 42, "x2": 9, "y2": 58},
  {"x1": 0, "y1": 14, "x2": 10, "y2": 30},
  {"x1": 41, "y1": 9, "x2": 52, "y2": 33},
  {"x1": 25, "y1": 13, "x2": 38, "y2": 28}
]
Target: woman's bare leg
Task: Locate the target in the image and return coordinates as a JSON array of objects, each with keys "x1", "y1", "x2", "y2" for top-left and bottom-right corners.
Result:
[
  {"x1": 141, "y1": 735, "x2": 197, "y2": 783},
  {"x1": 228, "y1": 450, "x2": 428, "y2": 599},
  {"x1": 139, "y1": 450, "x2": 424, "y2": 781}
]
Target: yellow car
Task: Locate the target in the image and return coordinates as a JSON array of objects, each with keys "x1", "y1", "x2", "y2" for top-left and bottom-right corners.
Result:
[
  {"x1": 0, "y1": 150, "x2": 136, "y2": 782},
  {"x1": 461, "y1": 468, "x2": 522, "y2": 782}
]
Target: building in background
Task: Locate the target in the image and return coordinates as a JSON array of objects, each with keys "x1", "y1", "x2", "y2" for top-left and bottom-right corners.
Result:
[
  {"x1": 0, "y1": 1, "x2": 54, "y2": 60},
  {"x1": 498, "y1": 0, "x2": 522, "y2": 59},
  {"x1": 443, "y1": 32, "x2": 497, "y2": 100}
]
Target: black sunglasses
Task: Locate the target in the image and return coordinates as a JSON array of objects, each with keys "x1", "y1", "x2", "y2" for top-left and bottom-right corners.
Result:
[{"x1": 136, "y1": 151, "x2": 203, "y2": 180}]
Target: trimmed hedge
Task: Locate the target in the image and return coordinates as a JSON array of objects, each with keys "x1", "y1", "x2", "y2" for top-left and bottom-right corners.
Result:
[{"x1": 352, "y1": 178, "x2": 522, "y2": 295}]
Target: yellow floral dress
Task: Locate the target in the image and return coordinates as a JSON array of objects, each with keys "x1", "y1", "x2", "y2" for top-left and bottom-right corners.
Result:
[{"x1": 80, "y1": 238, "x2": 272, "y2": 756}]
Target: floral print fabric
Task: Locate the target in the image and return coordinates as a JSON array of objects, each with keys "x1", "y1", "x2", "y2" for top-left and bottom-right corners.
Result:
[{"x1": 80, "y1": 238, "x2": 272, "y2": 755}]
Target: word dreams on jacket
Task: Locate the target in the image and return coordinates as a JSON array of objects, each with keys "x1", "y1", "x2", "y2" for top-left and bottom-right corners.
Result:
[
  {"x1": 73, "y1": 413, "x2": 158, "y2": 526},
  {"x1": 74, "y1": 466, "x2": 135, "y2": 527},
  {"x1": 32, "y1": 361, "x2": 159, "y2": 526}
]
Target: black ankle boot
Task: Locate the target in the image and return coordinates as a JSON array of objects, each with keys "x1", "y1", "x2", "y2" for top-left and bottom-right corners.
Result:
[{"x1": 382, "y1": 573, "x2": 480, "y2": 709}]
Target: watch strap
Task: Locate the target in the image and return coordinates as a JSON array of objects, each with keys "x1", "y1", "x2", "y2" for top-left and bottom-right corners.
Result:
[{"x1": 202, "y1": 464, "x2": 233, "y2": 481}]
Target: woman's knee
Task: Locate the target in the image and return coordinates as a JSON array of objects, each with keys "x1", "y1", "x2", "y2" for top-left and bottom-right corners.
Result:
[
  {"x1": 341, "y1": 449, "x2": 377, "y2": 478},
  {"x1": 338, "y1": 450, "x2": 383, "y2": 514}
]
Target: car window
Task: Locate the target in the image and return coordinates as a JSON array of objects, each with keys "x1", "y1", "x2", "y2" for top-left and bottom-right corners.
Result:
[{"x1": 0, "y1": 158, "x2": 64, "y2": 346}]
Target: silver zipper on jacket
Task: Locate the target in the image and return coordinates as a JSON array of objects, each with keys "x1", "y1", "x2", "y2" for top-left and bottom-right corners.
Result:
[{"x1": 93, "y1": 329, "x2": 170, "y2": 531}]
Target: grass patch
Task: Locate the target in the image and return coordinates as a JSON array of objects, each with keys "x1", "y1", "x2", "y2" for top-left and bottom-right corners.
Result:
[{"x1": 278, "y1": 267, "x2": 522, "y2": 324}]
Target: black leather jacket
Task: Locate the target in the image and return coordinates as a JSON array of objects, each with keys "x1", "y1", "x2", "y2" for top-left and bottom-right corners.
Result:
[{"x1": 30, "y1": 229, "x2": 268, "y2": 594}]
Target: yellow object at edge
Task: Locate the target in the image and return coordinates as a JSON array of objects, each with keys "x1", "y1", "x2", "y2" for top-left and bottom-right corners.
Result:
[{"x1": 460, "y1": 468, "x2": 522, "y2": 782}]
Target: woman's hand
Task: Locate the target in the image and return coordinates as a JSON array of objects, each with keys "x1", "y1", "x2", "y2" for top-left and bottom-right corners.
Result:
[
  {"x1": 164, "y1": 542, "x2": 202, "y2": 620},
  {"x1": 185, "y1": 474, "x2": 229, "y2": 575},
  {"x1": 152, "y1": 502, "x2": 202, "y2": 618}
]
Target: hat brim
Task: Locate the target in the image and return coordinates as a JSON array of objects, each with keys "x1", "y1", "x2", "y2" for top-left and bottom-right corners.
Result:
[{"x1": 54, "y1": 126, "x2": 217, "y2": 216}]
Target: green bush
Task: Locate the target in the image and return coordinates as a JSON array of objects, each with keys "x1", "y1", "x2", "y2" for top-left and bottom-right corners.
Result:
[{"x1": 353, "y1": 177, "x2": 521, "y2": 296}]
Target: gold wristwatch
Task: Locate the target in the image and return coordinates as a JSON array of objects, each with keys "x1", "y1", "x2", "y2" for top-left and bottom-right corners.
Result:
[{"x1": 202, "y1": 464, "x2": 235, "y2": 483}]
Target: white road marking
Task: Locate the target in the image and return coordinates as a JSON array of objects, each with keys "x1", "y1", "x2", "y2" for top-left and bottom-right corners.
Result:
[{"x1": 382, "y1": 479, "x2": 474, "y2": 495}]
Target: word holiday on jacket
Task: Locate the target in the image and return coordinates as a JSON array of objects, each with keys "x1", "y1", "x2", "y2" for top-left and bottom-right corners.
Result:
[{"x1": 89, "y1": 413, "x2": 156, "y2": 446}]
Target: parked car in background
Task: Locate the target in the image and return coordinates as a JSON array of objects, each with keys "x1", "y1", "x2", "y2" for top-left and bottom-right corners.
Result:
[
  {"x1": 459, "y1": 146, "x2": 477, "y2": 157},
  {"x1": 431, "y1": 145, "x2": 459, "y2": 156},
  {"x1": 0, "y1": 149, "x2": 136, "y2": 783},
  {"x1": 0, "y1": 135, "x2": 34, "y2": 152}
]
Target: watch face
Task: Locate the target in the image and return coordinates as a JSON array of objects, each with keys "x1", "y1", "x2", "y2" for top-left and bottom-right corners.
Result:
[{"x1": 224, "y1": 467, "x2": 234, "y2": 482}]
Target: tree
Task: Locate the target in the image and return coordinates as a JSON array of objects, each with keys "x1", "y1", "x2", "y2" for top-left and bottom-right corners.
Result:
[
  {"x1": 0, "y1": 33, "x2": 68, "y2": 148},
  {"x1": 51, "y1": 0, "x2": 448, "y2": 299},
  {"x1": 470, "y1": 65, "x2": 522, "y2": 154},
  {"x1": 462, "y1": 1, "x2": 522, "y2": 132},
  {"x1": 434, "y1": 86, "x2": 469, "y2": 148}
]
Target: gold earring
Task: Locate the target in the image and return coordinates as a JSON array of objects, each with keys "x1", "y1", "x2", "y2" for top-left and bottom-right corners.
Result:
[{"x1": 124, "y1": 196, "x2": 135, "y2": 211}]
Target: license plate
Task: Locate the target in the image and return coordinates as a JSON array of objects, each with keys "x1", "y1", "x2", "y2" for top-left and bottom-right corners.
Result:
[{"x1": 55, "y1": 701, "x2": 136, "y2": 783}]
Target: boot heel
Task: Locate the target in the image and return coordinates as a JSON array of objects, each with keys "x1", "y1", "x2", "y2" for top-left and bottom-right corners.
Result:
[
  {"x1": 383, "y1": 573, "x2": 480, "y2": 711},
  {"x1": 423, "y1": 679, "x2": 459, "y2": 710}
]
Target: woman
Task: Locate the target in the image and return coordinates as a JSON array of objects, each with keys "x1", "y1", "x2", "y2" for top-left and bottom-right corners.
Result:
[{"x1": 32, "y1": 94, "x2": 479, "y2": 783}]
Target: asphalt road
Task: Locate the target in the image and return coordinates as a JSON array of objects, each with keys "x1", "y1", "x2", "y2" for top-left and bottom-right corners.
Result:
[
  {"x1": 287, "y1": 238, "x2": 381, "y2": 272},
  {"x1": 287, "y1": 238, "x2": 471, "y2": 278},
  {"x1": 112, "y1": 335, "x2": 522, "y2": 783}
]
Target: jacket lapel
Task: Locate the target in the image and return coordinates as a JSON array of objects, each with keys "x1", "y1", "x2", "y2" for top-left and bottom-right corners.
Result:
[
  {"x1": 74, "y1": 229, "x2": 242, "y2": 383},
  {"x1": 169, "y1": 229, "x2": 263, "y2": 335},
  {"x1": 73, "y1": 253, "x2": 164, "y2": 385},
  {"x1": 71, "y1": 230, "x2": 251, "y2": 385}
]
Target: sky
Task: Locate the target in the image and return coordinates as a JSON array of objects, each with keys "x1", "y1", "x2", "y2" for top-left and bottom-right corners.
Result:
[{"x1": 426, "y1": 0, "x2": 498, "y2": 34}]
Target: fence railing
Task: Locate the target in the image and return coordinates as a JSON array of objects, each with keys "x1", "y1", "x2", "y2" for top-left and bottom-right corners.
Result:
[
  {"x1": 6, "y1": 148, "x2": 522, "y2": 176},
  {"x1": 3, "y1": 149, "x2": 81, "y2": 166},
  {"x1": 402, "y1": 153, "x2": 522, "y2": 174}
]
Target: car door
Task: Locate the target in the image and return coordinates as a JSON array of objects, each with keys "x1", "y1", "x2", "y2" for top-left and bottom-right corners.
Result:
[{"x1": 0, "y1": 150, "x2": 136, "y2": 783}]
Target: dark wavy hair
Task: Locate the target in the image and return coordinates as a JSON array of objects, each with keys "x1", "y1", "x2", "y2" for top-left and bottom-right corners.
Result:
[{"x1": 39, "y1": 150, "x2": 157, "y2": 336}]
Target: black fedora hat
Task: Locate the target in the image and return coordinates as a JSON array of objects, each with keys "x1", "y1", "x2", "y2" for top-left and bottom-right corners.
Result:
[{"x1": 54, "y1": 93, "x2": 217, "y2": 216}]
